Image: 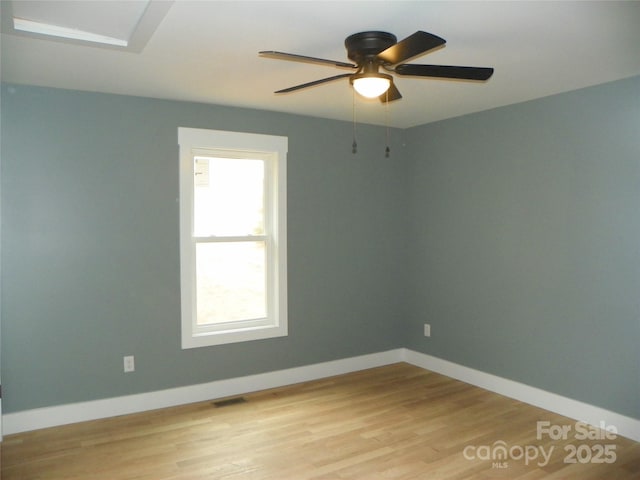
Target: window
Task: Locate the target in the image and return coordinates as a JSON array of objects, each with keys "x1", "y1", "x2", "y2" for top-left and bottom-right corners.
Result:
[{"x1": 178, "y1": 128, "x2": 287, "y2": 348}]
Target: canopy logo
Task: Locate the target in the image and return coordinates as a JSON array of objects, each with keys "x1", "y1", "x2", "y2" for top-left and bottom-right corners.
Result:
[{"x1": 463, "y1": 440, "x2": 553, "y2": 468}]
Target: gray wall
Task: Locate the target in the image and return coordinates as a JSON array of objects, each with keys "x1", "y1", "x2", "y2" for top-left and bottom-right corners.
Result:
[
  {"x1": 1, "y1": 76, "x2": 639, "y2": 421},
  {"x1": 0, "y1": 85, "x2": 409, "y2": 412},
  {"x1": 404, "y1": 75, "x2": 640, "y2": 419}
]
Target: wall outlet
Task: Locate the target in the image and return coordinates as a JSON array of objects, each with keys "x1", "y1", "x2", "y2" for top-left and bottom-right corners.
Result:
[
  {"x1": 423, "y1": 324, "x2": 431, "y2": 337},
  {"x1": 123, "y1": 355, "x2": 135, "y2": 373}
]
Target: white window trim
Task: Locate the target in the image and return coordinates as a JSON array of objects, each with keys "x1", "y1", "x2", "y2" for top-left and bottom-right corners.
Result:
[{"x1": 178, "y1": 128, "x2": 288, "y2": 348}]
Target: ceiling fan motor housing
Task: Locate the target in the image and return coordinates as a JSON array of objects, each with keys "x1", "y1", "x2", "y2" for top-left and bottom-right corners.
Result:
[{"x1": 345, "y1": 31, "x2": 397, "y2": 64}]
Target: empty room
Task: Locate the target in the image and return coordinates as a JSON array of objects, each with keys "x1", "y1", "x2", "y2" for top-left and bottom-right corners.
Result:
[{"x1": 0, "y1": 1, "x2": 639, "y2": 479}]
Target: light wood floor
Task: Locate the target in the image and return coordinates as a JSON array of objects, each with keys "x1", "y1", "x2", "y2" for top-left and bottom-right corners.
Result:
[{"x1": 2, "y1": 363, "x2": 639, "y2": 479}]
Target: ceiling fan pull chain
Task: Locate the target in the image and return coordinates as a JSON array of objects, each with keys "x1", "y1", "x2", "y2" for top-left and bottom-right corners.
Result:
[
  {"x1": 352, "y1": 89, "x2": 358, "y2": 154},
  {"x1": 385, "y1": 90, "x2": 391, "y2": 158}
]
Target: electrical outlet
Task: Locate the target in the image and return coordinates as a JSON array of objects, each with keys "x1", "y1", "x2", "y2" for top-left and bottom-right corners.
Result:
[
  {"x1": 424, "y1": 324, "x2": 431, "y2": 337},
  {"x1": 123, "y1": 355, "x2": 135, "y2": 373}
]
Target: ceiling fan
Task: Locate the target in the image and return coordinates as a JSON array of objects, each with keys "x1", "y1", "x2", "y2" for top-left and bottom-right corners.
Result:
[{"x1": 260, "y1": 30, "x2": 494, "y2": 102}]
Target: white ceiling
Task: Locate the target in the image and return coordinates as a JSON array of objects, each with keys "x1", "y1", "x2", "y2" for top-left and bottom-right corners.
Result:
[{"x1": 2, "y1": 0, "x2": 639, "y2": 128}]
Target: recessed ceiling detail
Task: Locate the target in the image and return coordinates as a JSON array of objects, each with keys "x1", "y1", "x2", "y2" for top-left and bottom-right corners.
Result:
[
  {"x1": 12, "y1": 17, "x2": 131, "y2": 47},
  {"x1": 3, "y1": 0, "x2": 172, "y2": 51}
]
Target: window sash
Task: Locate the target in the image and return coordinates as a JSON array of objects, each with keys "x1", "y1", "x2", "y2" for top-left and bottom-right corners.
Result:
[
  {"x1": 192, "y1": 236, "x2": 274, "y2": 333},
  {"x1": 193, "y1": 155, "x2": 266, "y2": 237}
]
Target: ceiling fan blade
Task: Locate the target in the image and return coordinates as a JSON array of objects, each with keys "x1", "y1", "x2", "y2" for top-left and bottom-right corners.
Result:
[
  {"x1": 377, "y1": 31, "x2": 446, "y2": 65},
  {"x1": 395, "y1": 64, "x2": 494, "y2": 81},
  {"x1": 379, "y1": 83, "x2": 402, "y2": 103},
  {"x1": 274, "y1": 73, "x2": 353, "y2": 94},
  {"x1": 260, "y1": 51, "x2": 356, "y2": 69}
]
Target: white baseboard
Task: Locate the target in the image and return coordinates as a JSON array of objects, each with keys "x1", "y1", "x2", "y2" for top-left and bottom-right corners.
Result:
[
  {"x1": 1, "y1": 349, "x2": 403, "y2": 436},
  {"x1": 3, "y1": 348, "x2": 639, "y2": 443},
  {"x1": 400, "y1": 348, "x2": 640, "y2": 443}
]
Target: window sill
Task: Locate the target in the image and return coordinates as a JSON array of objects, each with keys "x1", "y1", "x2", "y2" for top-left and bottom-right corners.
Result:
[{"x1": 181, "y1": 323, "x2": 287, "y2": 349}]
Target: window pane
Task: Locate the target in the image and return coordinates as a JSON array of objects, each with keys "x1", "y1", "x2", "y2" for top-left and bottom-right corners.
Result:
[
  {"x1": 194, "y1": 157, "x2": 264, "y2": 236},
  {"x1": 196, "y1": 241, "x2": 267, "y2": 324}
]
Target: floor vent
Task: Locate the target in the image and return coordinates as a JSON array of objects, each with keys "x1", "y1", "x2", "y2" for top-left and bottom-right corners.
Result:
[{"x1": 212, "y1": 397, "x2": 247, "y2": 408}]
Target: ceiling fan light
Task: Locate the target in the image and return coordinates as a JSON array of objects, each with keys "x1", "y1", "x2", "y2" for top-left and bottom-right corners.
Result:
[{"x1": 352, "y1": 74, "x2": 391, "y2": 98}]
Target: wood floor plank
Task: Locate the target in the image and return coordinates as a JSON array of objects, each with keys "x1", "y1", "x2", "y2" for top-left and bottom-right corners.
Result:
[{"x1": 2, "y1": 363, "x2": 639, "y2": 479}]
